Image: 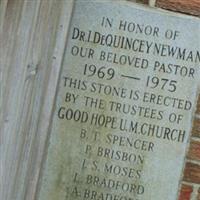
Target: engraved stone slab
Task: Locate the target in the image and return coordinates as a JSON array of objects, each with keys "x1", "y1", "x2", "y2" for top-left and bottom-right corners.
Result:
[{"x1": 38, "y1": 1, "x2": 200, "y2": 200}]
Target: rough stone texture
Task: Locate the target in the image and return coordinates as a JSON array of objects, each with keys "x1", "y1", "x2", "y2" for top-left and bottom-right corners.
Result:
[
  {"x1": 183, "y1": 162, "x2": 200, "y2": 184},
  {"x1": 178, "y1": 184, "x2": 193, "y2": 200},
  {"x1": 0, "y1": 0, "x2": 74, "y2": 200},
  {"x1": 187, "y1": 140, "x2": 200, "y2": 161},
  {"x1": 156, "y1": 0, "x2": 200, "y2": 17}
]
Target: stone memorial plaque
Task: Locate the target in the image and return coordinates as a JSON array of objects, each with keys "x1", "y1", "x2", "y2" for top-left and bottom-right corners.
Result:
[{"x1": 38, "y1": 1, "x2": 200, "y2": 200}]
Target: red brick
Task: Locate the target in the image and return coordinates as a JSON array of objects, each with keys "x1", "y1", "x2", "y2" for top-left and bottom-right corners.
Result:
[
  {"x1": 192, "y1": 118, "x2": 200, "y2": 138},
  {"x1": 183, "y1": 162, "x2": 200, "y2": 184},
  {"x1": 178, "y1": 184, "x2": 193, "y2": 200},
  {"x1": 187, "y1": 140, "x2": 200, "y2": 161},
  {"x1": 156, "y1": 0, "x2": 200, "y2": 16}
]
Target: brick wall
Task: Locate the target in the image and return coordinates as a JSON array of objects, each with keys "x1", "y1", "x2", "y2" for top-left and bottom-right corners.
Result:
[
  {"x1": 179, "y1": 95, "x2": 200, "y2": 200},
  {"x1": 130, "y1": 0, "x2": 200, "y2": 199},
  {"x1": 156, "y1": 0, "x2": 200, "y2": 17}
]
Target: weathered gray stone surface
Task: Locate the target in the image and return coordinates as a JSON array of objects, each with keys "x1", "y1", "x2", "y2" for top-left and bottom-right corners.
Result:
[
  {"x1": 38, "y1": 1, "x2": 200, "y2": 200},
  {"x1": 1, "y1": 1, "x2": 74, "y2": 200}
]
